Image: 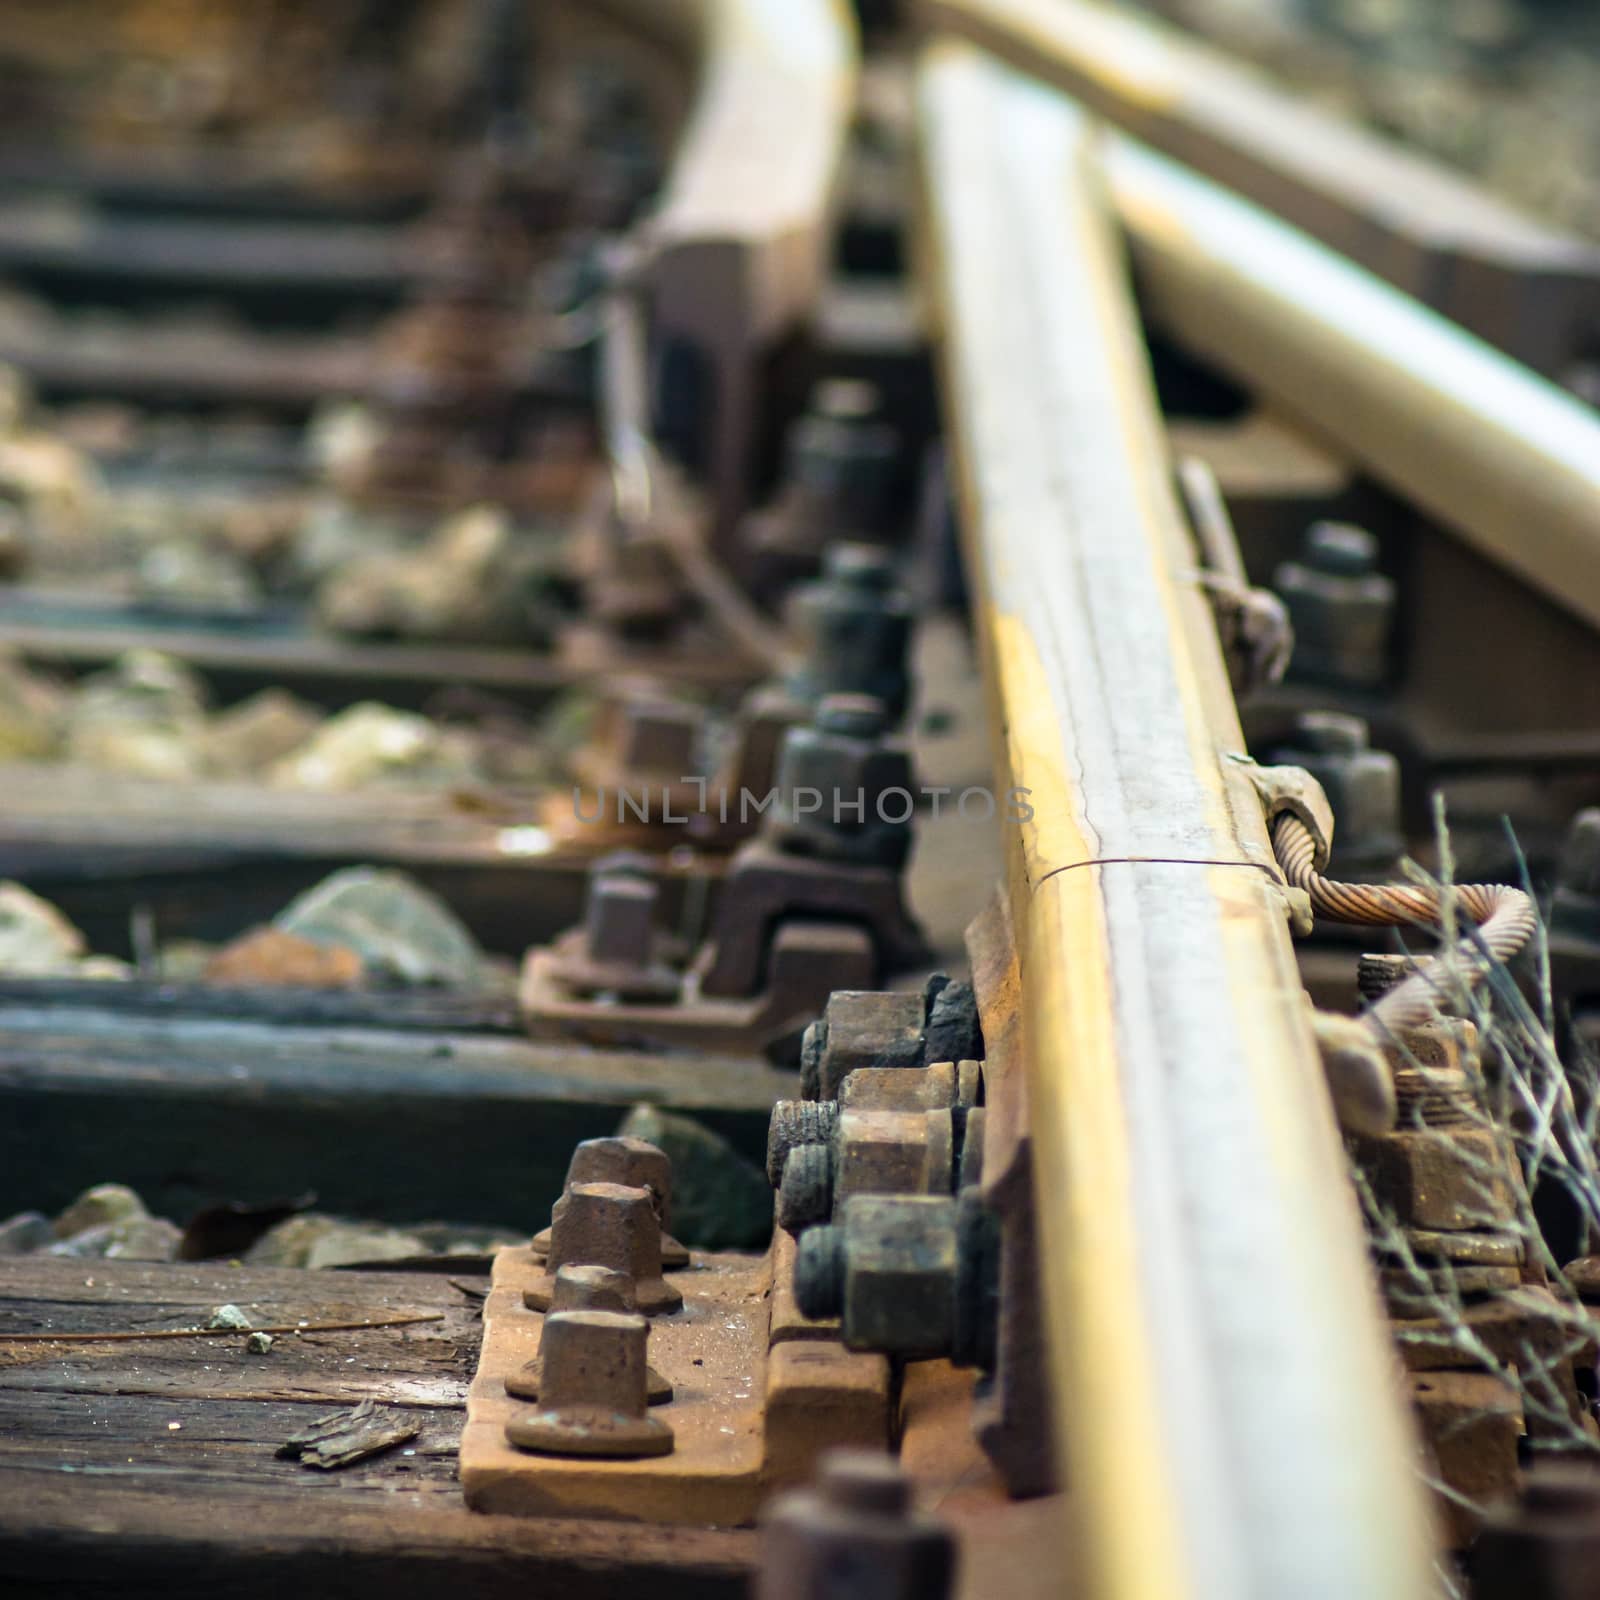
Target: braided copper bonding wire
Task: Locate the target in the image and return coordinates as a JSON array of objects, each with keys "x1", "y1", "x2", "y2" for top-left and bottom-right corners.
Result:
[{"x1": 1271, "y1": 812, "x2": 1538, "y2": 1034}]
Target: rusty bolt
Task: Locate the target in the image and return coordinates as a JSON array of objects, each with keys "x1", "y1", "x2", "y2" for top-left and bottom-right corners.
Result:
[
  {"x1": 799, "y1": 1020, "x2": 828, "y2": 1100},
  {"x1": 838, "y1": 1063, "x2": 979, "y2": 1113},
  {"x1": 756, "y1": 1449, "x2": 956, "y2": 1600},
  {"x1": 585, "y1": 875, "x2": 659, "y2": 968},
  {"x1": 924, "y1": 978, "x2": 982, "y2": 1069},
  {"x1": 786, "y1": 381, "x2": 900, "y2": 532},
  {"x1": 785, "y1": 541, "x2": 913, "y2": 722},
  {"x1": 1356, "y1": 952, "x2": 1418, "y2": 1003},
  {"x1": 1270, "y1": 712, "x2": 1402, "y2": 873},
  {"x1": 801, "y1": 989, "x2": 926, "y2": 1102},
  {"x1": 1352, "y1": 1128, "x2": 1514, "y2": 1232},
  {"x1": 835, "y1": 1108, "x2": 954, "y2": 1207},
  {"x1": 524, "y1": 1181, "x2": 683, "y2": 1315},
  {"x1": 504, "y1": 1309, "x2": 674, "y2": 1459},
  {"x1": 796, "y1": 1195, "x2": 959, "y2": 1359},
  {"x1": 549, "y1": 861, "x2": 679, "y2": 1002},
  {"x1": 1271, "y1": 521, "x2": 1394, "y2": 691},
  {"x1": 794, "y1": 1220, "x2": 847, "y2": 1317},
  {"x1": 767, "y1": 1099, "x2": 840, "y2": 1186},
  {"x1": 616, "y1": 697, "x2": 702, "y2": 777},
  {"x1": 778, "y1": 1141, "x2": 837, "y2": 1233},
  {"x1": 769, "y1": 695, "x2": 914, "y2": 869},
  {"x1": 777, "y1": 1062, "x2": 978, "y2": 1233},
  {"x1": 505, "y1": 1265, "x2": 672, "y2": 1405},
  {"x1": 794, "y1": 1193, "x2": 997, "y2": 1366},
  {"x1": 1551, "y1": 809, "x2": 1600, "y2": 949},
  {"x1": 532, "y1": 1137, "x2": 689, "y2": 1268}
]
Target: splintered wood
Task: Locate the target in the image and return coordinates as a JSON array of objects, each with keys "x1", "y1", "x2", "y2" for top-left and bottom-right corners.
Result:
[{"x1": 460, "y1": 1236, "x2": 890, "y2": 1524}]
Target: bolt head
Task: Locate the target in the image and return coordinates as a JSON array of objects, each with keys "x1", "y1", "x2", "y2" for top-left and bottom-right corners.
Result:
[
  {"x1": 813, "y1": 379, "x2": 881, "y2": 422},
  {"x1": 1305, "y1": 521, "x2": 1378, "y2": 576},
  {"x1": 1560, "y1": 809, "x2": 1600, "y2": 899},
  {"x1": 617, "y1": 699, "x2": 700, "y2": 774},
  {"x1": 822, "y1": 541, "x2": 896, "y2": 590},
  {"x1": 551, "y1": 1264, "x2": 637, "y2": 1314},
  {"x1": 583, "y1": 875, "x2": 658, "y2": 968},
  {"x1": 565, "y1": 1137, "x2": 674, "y2": 1226},
  {"x1": 1289, "y1": 710, "x2": 1370, "y2": 756},
  {"x1": 815, "y1": 694, "x2": 888, "y2": 739},
  {"x1": 818, "y1": 1449, "x2": 912, "y2": 1515}
]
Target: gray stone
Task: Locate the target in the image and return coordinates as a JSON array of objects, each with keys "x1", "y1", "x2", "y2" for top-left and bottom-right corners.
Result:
[
  {"x1": 273, "y1": 867, "x2": 485, "y2": 988},
  {"x1": 64, "y1": 649, "x2": 210, "y2": 782},
  {"x1": 243, "y1": 1214, "x2": 342, "y2": 1268},
  {"x1": 135, "y1": 539, "x2": 261, "y2": 615},
  {"x1": 247, "y1": 1332, "x2": 276, "y2": 1355},
  {"x1": 266, "y1": 702, "x2": 479, "y2": 792},
  {"x1": 0, "y1": 650, "x2": 66, "y2": 760},
  {"x1": 0, "y1": 1211, "x2": 51, "y2": 1255},
  {"x1": 203, "y1": 690, "x2": 323, "y2": 777},
  {"x1": 207, "y1": 1304, "x2": 253, "y2": 1331},
  {"x1": 242, "y1": 1212, "x2": 430, "y2": 1270},
  {"x1": 47, "y1": 1216, "x2": 181, "y2": 1262},
  {"x1": 52, "y1": 1182, "x2": 146, "y2": 1239},
  {"x1": 315, "y1": 505, "x2": 551, "y2": 646},
  {"x1": 617, "y1": 1105, "x2": 773, "y2": 1250},
  {"x1": 304, "y1": 1225, "x2": 429, "y2": 1270},
  {"x1": 0, "y1": 881, "x2": 87, "y2": 976}
]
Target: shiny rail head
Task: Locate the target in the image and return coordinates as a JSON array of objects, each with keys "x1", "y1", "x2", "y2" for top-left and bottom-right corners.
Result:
[{"x1": 914, "y1": 41, "x2": 1434, "y2": 1600}]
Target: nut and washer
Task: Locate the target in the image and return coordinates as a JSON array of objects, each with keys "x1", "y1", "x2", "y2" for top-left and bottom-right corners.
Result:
[
  {"x1": 1271, "y1": 521, "x2": 1394, "y2": 690},
  {"x1": 531, "y1": 1136, "x2": 689, "y2": 1268},
  {"x1": 768, "y1": 1100, "x2": 841, "y2": 1187},
  {"x1": 800, "y1": 989, "x2": 926, "y2": 1102},
  {"x1": 506, "y1": 1265, "x2": 672, "y2": 1405},
  {"x1": 524, "y1": 1181, "x2": 683, "y2": 1315},
  {"x1": 769, "y1": 695, "x2": 915, "y2": 870},
  {"x1": 796, "y1": 1195, "x2": 960, "y2": 1358},
  {"x1": 784, "y1": 541, "x2": 913, "y2": 722},
  {"x1": 504, "y1": 1309, "x2": 674, "y2": 1459},
  {"x1": 756, "y1": 1449, "x2": 955, "y2": 1600}
]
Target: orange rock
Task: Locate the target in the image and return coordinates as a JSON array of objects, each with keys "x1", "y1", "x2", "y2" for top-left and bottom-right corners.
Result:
[{"x1": 202, "y1": 928, "x2": 363, "y2": 989}]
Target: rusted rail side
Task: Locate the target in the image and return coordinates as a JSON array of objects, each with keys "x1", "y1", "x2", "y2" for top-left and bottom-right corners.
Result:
[
  {"x1": 914, "y1": 0, "x2": 1600, "y2": 378},
  {"x1": 915, "y1": 43, "x2": 1432, "y2": 1599},
  {"x1": 1104, "y1": 132, "x2": 1600, "y2": 639}
]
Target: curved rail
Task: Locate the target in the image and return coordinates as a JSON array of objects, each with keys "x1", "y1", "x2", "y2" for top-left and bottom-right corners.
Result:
[
  {"x1": 637, "y1": 0, "x2": 858, "y2": 556},
  {"x1": 915, "y1": 42, "x2": 1433, "y2": 1599},
  {"x1": 913, "y1": 0, "x2": 1600, "y2": 378},
  {"x1": 1104, "y1": 132, "x2": 1600, "y2": 639}
]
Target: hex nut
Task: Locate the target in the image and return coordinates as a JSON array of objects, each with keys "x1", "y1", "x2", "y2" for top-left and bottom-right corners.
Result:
[
  {"x1": 794, "y1": 1223, "x2": 846, "y2": 1320},
  {"x1": 524, "y1": 1182, "x2": 683, "y2": 1315},
  {"x1": 1353, "y1": 1128, "x2": 1515, "y2": 1232},
  {"x1": 504, "y1": 1310, "x2": 674, "y2": 1459},
  {"x1": 768, "y1": 1099, "x2": 840, "y2": 1186},
  {"x1": 835, "y1": 1108, "x2": 954, "y2": 1207},
  {"x1": 504, "y1": 1265, "x2": 673, "y2": 1405},
  {"x1": 1272, "y1": 521, "x2": 1394, "y2": 690},
  {"x1": 531, "y1": 1137, "x2": 689, "y2": 1268},
  {"x1": 779, "y1": 1141, "x2": 837, "y2": 1234},
  {"x1": 839, "y1": 1194, "x2": 960, "y2": 1358},
  {"x1": 809, "y1": 989, "x2": 925, "y2": 1102},
  {"x1": 756, "y1": 1449, "x2": 956, "y2": 1600},
  {"x1": 770, "y1": 698, "x2": 914, "y2": 868}
]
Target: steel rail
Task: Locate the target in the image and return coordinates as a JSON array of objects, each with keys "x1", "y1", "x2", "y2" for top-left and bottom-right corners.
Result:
[
  {"x1": 912, "y1": 0, "x2": 1600, "y2": 377},
  {"x1": 637, "y1": 0, "x2": 858, "y2": 555},
  {"x1": 1102, "y1": 132, "x2": 1600, "y2": 639},
  {"x1": 914, "y1": 43, "x2": 1433, "y2": 1599}
]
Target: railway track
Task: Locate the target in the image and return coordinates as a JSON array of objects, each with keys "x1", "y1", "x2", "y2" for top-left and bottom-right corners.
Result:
[{"x1": 4, "y1": 2, "x2": 1600, "y2": 1597}]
